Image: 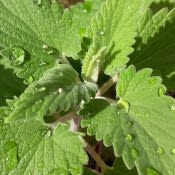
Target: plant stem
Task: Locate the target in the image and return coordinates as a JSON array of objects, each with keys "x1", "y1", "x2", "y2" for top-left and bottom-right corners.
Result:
[
  {"x1": 96, "y1": 73, "x2": 118, "y2": 96},
  {"x1": 85, "y1": 142, "x2": 109, "y2": 173}
]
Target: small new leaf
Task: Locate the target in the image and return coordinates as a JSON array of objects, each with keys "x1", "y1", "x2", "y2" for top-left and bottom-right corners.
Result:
[{"x1": 82, "y1": 0, "x2": 142, "y2": 82}]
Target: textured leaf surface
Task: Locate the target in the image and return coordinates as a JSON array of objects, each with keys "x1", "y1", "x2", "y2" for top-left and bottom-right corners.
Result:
[
  {"x1": 81, "y1": 0, "x2": 142, "y2": 82},
  {"x1": 81, "y1": 66, "x2": 175, "y2": 175},
  {"x1": 8, "y1": 64, "x2": 97, "y2": 121},
  {"x1": 0, "y1": 65, "x2": 26, "y2": 106},
  {"x1": 130, "y1": 8, "x2": 175, "y2": 90},
  {"x1": 71, "y1": 0, "x2": 104, "y2": 38},
  {"x1": 0, "y1": 0, "x2": 81, "y2": 81},
  {"x1": 0, "y1": 119, "x2": 87, "y2": 175}
]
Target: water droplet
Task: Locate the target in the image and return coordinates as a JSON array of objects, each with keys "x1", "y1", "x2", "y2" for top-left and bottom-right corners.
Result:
[
  {"x1": 58, "y1": 88, "x2": 63, "y2": 94},
  {"x1": 36, "y1": 100, "x2": 42, "y2": 104},
  {"x1": 37, "y1": 161, "x2": 44, "y2": 168},
  {"x1": 170, "y1": 148, "x2": 175, "y2": 155},
  {"x1": 145, "y1": 167, "x2": 160, "y2": 175},
  {"x1": 42, "y1": 44, "x2": 48, "y2": 49},
  {"x1": 117, "y1": 99, "x2": 130, "y2": 112},
  {"x1": 11, "y1": 47, "x2": 25, "y2": 65},
  {"x1": 38, "y1": 87, "x2": 46, "y2": 92},
  {"x1": 131, "y1": 148, "x2": 139, "y2": 160},
  {"x1": 170, "y1": 104, "x2": 175, "y2": 111},
  {"x1": 125, "y1": 134, "x2": 133, "y2": 142},
  {"x1": 99, "y1": 31, "x2": 104, "y2": 35},
  {"x1": 24, "y1": 76, "x2": 34, "y2": 84},
  {"x1": 157, "y1": 147, "x2": 164, "y2": 155},
  {"x1": 33, "y1": 0, "x2": 42, "y2": 6},
  {"x1": 4, "y1": 141, "x2": 19, "y2": 170},
  {"x1": 80, "y1": 100, "x2": 85, "y2": 107},
  {"x1": 158, "y1": 86, "x2": 166, "y2": 96},
  {"x1": 96, "y1": 59, "x2": 100, "y2": 63},
  {"x1": 83, "y1": 9, "x2": 87, "y2": 13},
  {"x1": 39, "y1": 60, "x2": 47, "y2": 66},
  {"x1": 83, "y1": 1, "x2": 92, "y2": 13},
  {"x1": 0, "y1": 118, "x2": 3, "y2": 122},
  {"x1": 42, "y1": 128, "x2": 52, "y2": 137}
]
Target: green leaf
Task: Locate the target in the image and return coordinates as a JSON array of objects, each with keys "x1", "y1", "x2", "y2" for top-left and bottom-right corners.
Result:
[
  {"x1": 7, "y1": 64, "x2": 97, "y2": 121},
  {"x1": 81, "y1": 0, "x2": 142, "y2": 82},
  {"x1": 71, "y1": 0, "x2": 105, "y2": 38},
  {"x1": 0, "y1": 0, "x2": 81, "y2": 81},
  {"x1": 0, "y1": 65, "x2": 26, "y2": 106},
  {"x1": 0, "y1": 119, "x2": 87, "y2": 175},
  {"x1": 130, "y1": 8, "x2": 175, "y2": 90},
  {"x1": 81, "y1": 66, "x2": 175, "y2": 175}
]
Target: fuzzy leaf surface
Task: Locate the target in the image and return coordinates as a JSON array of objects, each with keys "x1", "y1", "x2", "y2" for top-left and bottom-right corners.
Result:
[
  {"x1": 81, "y1": 66, "x2": 175, "y2": 175},
  {"x1": 8, "y1": 64, "x2": 97, "y2": 121},
  {"x1": 81, "y1": 0, "x2": 142, "y2": 82},
  {"x1": 0, "y1": 0, "x2": 81, "y2": 81},
  {"x1": 130, "y1": 8, "x2": 175, "y2": 90},
  {"x1": 0, "y1": 119, "x2": 87, "y2": 175}
]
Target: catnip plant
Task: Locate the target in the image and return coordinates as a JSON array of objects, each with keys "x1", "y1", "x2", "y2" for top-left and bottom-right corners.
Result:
[{"x1": 0, "y1": 0, "x2": 175, "y2": 174}]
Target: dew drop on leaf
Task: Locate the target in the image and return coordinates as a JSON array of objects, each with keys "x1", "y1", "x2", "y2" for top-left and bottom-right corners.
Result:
[
  {"x1": 33, "y1": 0, "x2": 42, "y2": 6},
  {"x1": 42, "y1": 44, "x2": 48, "y2": 49},
  {"x1": 58, "y1": 88, "x2": 63, "y2": 94},
  {"x1": 145, "y1": 167, "x2": 160, "y2": 175},
  {"x1": 125, "y1": 134, "x2": 133, "y2": 142},
  {"x1": 39, "y1": 60, "x2": 47, "y2": 66},
  {"x1": 24, "y1": 76, "x2": 34, "y2": 84},
  {"x1": 99, "y1": 31, "x2": 105, "y2": 36},
  {"x1": 4, "y1": 141, "x2": 19, "y2": 170},
  {"x1": 156, "y1": 147, "x2": 164, "y2": 155},
  {"x1": 170, "y1": 104, "x2": 175, "y2": 111},
  {"x1": 42, "y1": 128, "x2": 52, "y2": 137},
  {"x1": 37, "y1": 161, "x2": 44, "y2": 168},
  {"x1": 0, "y1": 118, "x2": 4, "y2": 123},
  {"x1": 36, "y1": 100, "x2": 42, "y2": 104},
  {"x1": 11, "y1": 47, "x2": 25, "y2": 65},
  {"x1": 38, "y1": 87, "x2": 46, "y2": 92},
  {"x1": 131, "y1": 148, "x2": 139, "y2": 160},
  {"x1": 170, "y1": 148, "x2": 175, "y2": 155}
]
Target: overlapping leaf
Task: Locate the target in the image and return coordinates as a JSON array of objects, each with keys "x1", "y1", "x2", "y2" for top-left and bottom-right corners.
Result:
[
  {"x1": 0, "y1": 119, "x2": 87, "y2": 175},
  {"x1": 0, "y1": 0, "x2": 81, "y2": 81},
  {"x1": 130, "y1": 8, "x2": 175, "y2": 90},
  {"x1": 81, "y1": 66, "x2": 175, "y2": 175},
  {"x1": 81, "y1": 0, "x2": 142, "y2": 82},
  {"x1": 7, "y1": 64, "x2": 97, "y2": 121}
]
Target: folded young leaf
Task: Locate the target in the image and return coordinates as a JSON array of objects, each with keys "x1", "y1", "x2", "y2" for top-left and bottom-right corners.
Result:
[
  {"x1": 81, "y1": 66, "x2": 175, "y2": 175},
  {"x1": 0, "y1": 119, "x2": 87, "y2": 175},
  {"x1": 7, "y1": 64, "x2": 97, "y2": 121},
  {"x1": 81, "y1": 0, "x2": 142, "y2": 82},
  {"x1": 130, "y1": 8, "x2": 175, "y2": 90},
  {"x1": 0, "y1": 0, "x2": 81, "y2": 81}
]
